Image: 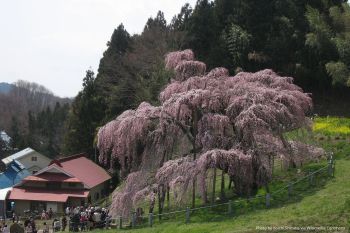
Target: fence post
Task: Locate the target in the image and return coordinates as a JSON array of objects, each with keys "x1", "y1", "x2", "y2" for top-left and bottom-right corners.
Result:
[
  {"x1": 149, "y1": 213, "x2": 153, "y2": 227},
  {"x1": 119, "y1": 216, "x2": 122, "y2": 229},
  {"x1": 131, "y1": 212, "x2": 136, "y2": 228},
  {"x1": 185, "y1": 207, "x2": 190, "y2": 224},
  {"x1": 265, "y1": 193, "x2": 271, "y2": 208},
  {"x1": 228, "y1": 200, "x2": 233, "y2": 216},
  {"x1": 250, "y1": 196, "x2": 255, "y2": 210},
  {"x1": 328, "y1": 157, "x2": 334, "y2": 176},
  {"x1": 309, "y1": 173, "x2": 314, "y2": 186},
  {"x1": 288, "y1": 183, "x2": 292, "y2": 199}
]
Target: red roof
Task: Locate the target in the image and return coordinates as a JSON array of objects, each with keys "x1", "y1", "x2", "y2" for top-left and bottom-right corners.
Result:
[
  {"x1": 23, "y1": 173, "x2": 82, "y2": 183},
  {"x1": 49, "y1": 153, "x2": 111, "y2": 188},
  {"x1": 9, "y1": 188, "x2": 89, "y2": 202}
]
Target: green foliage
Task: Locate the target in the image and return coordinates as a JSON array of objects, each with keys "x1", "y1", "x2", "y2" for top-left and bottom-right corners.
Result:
[
  {"x1": 9, "y1": 116, "x2": 25, "y2": 150},
  {"x1": 96, "y1": 23, "x2": 131, "y2": 98},
  {"x1": 184, "y1": 0, "x2": 229, "y2": 69},
  {"x1": 305, "y1": 6, "x2": 332, "y2": 50},
  {"x1": 174, "y1": 0, "x2": 350, "y2": 92},
  {"x1": 24, "y1": 102, "x2": 69, "y2": 157},
  {"x1": 64, "y1": 0, "x2": 350, "y2": 160},
  {"x1": 224, "y1": 24, "x2": 251, "y2": 69},
  {"x1": 306, "y1": 3, "x2": 350, "y2": 87},
  {"x1": 325, "y1": 61, "x2": 350, "y2": 85},
  {"x1": 64, "y1": 15, "x2": 179, "y2": 156},
  {"x1": 64, "y1": 70, "x2": 105, "y2": 157}
]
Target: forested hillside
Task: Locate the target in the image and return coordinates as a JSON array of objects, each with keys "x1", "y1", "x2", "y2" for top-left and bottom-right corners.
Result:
[
  {"x1": 0, "y1": 1, "x2": 349, "y2": 232},
  {"x1": 0, "y1": 80, "x2": 71, "y2": 157},
  {"x1": 3, "y1": 0, "x2": 349, "y2": 161},
  {"x1": 64, "y1": 0, "x2": 350, "y2": 160}
]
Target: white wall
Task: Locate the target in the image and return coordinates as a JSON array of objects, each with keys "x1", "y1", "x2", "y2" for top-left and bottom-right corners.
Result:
[{"x1": 18, "y1": 151, "x2": 51, "y2": 173}]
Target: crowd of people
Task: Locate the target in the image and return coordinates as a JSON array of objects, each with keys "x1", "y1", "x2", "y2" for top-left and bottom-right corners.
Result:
[
  {"x1": 66, "y1": 206, "x2": 111, "y2": 232},
  {"x1": 40, "y1": 208, "x2": 54, "y2": 220},
  {"x1": 0, "y1": 205, "x2": 111, "y2": 233}
]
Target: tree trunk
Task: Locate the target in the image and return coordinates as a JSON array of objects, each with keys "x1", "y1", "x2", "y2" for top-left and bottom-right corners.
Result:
[
  {"x1": 158, "y1": 185, "x2": 166, "y2": 220},
  {"x1": 228, "y1": 176, "x2": 233, "y2": 189},
  {"x1": 149, "y1": 197, "x2": 154, "y2": 214},
  {"x1": 220, "y1": 170, "x2": 226, "y2": 201},
  {"x1": 158, "y1": 186, "x2": 162, "y2": 220},
  {"x1": 201, "y1": 173, "x2": 208, "y2": 204},
  {"x1": 161, "y1": 186, "x2": 166, "y2": 212},
  {"x1": 279, "y1": 134, "x2": 293, "y2": 169},
  {"x1": 191, "y1": 109, "x2": 199, "y2": 208},
  {"x1": 211, "y1": 168, "x2": 217, "y2": 204},
  {"x1": 166, "y1": 185, "x2": 170, "y2": 210},
  {"x1": 192, "y1": 179, "x2": 196, "y2": 208}
]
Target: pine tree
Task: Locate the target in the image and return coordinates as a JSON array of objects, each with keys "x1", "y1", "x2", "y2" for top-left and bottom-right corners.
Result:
[
  {"x1": 9, "y1": 116, "x2": 24, "y2": 150},
  {"x1": 96, "y1": 24, "x2": 131, "y2": 95},
  {"x1": 64, "y1": 69, "x2": 104, "y2": 158}
]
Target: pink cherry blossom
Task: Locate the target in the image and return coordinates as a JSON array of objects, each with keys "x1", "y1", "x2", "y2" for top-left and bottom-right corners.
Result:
[{"x1": 98, "y1": 50, "x2": 324, "y2": 218}]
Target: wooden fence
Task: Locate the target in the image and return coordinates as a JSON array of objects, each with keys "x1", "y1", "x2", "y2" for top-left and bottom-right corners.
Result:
[{"x1": 109, "y1": 157, "x2": 335, "y2": 230}]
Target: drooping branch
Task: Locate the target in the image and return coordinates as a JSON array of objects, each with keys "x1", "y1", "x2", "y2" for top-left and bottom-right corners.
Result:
[
  {"x1": 165, "y1": 49, "x2": 194, "y2": 70},
  {"x1": 97, "y1": 50, "x2": 324, "y2": 218},
  {"x1": 97, "y1": 102, "x2": 161, "y2": 176}
]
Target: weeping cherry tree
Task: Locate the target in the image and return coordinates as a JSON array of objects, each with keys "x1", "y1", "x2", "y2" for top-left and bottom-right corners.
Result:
[{"x1": 97, "y1": 49, "x2": 324, "y2": 218}]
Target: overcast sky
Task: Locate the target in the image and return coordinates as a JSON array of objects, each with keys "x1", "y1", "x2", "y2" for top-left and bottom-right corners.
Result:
[{"x1": 0, "y1": 0, "x2": 197, "y2": 97}]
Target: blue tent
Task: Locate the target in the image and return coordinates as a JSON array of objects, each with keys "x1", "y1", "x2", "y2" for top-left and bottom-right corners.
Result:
[{"x1": 0, "y1": 160, "x2": 30, "y2": 189}]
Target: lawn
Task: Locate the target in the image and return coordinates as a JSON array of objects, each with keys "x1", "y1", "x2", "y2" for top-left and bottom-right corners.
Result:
[{"x1": 94, "y1": 117, "x2": 350, "y2": 233}]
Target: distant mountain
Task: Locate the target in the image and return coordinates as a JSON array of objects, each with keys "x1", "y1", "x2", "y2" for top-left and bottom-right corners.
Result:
[
  {"x1": 0, "y1": 80, "x2": 72, "y2": 133},
  {"x1": 0, "y1": 82, "x2": 13, "y2": 94}
]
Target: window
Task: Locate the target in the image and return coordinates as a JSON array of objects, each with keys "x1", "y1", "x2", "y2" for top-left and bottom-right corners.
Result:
[
  {"x1": 68, "y1": 183, "x2": 77, "y2": 187},
  {"x1": 46, "y1": 182, "x2": 61, "y2": 189},
  {"x1": 30, "y1": 201, "x2": 46, "y2": 212},
  {"x1": 31, "y1": 156, "x2": 37, "y2": 161}
]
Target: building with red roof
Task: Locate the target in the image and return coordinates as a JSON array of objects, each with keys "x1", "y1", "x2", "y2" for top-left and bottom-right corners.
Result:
[{"x1": 8, "y1": 153, "x2": 111, "y2": 215}]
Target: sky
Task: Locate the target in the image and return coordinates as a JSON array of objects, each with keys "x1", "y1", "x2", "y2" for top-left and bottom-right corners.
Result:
[{"x1": 0, "y1": 0, "x2": 197, "y2": 97}]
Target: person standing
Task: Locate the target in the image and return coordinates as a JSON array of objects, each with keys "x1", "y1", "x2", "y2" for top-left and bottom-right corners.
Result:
[
  {"x1": 29, "y1": 218, "x2": 36, "y2": 233},
  {"x1": 43, "y1": 222, "x2": 49, "y2": 233},
  {"x1": 11, "y1": 212, "x2": 16, "y2": 223},
  {"x1": 48, "y1": 208, "x2": 53, "y2": 219},
  {"x1": 61, "y1": 216, "x2": 67, "y2": 232},
  {"x1": 25, "y1": 223, "x2": 32, "y2": 233}
]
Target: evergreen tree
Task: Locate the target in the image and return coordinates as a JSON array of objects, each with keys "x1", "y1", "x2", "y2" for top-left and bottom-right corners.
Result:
[
  {"x1": 179, "y1": 0, "x2": 350, "y2": 92},
  {"x1": 96, "y1": 24, "x2": 131, "y2": 96},
  {"x1": 306, "y1": 2, "x2": 350, "y2": 86},
  {"x1": 9, "y1": 116, "x2": 24, "y2": 149},
  {"x1": 0, "y1": 137, "x2": 6, "y2": 158},
  {"x1": 64, "y1": 69, "x2": 104, "y2": 158},
  {"x1": 184, "y1": 0, "x2": 227, "y2": 69}
]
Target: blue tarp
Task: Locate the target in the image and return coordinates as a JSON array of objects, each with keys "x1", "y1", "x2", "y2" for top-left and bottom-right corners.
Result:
[{"x1": 0, "y1": 160, "x2": 30, "y2": 189}]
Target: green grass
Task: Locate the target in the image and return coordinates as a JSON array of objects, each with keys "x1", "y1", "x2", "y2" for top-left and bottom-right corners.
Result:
[
  {"x1": 95, "y1": 117, "x2": 350, "y2": 233},
  {"x1": 96, "y1": 161, "x2": 350, "y2": 233}
]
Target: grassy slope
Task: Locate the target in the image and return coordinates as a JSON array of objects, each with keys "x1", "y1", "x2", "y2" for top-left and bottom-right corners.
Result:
[{"x1": 98, "y1": 118, "x2": 350, "y2": 233}]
